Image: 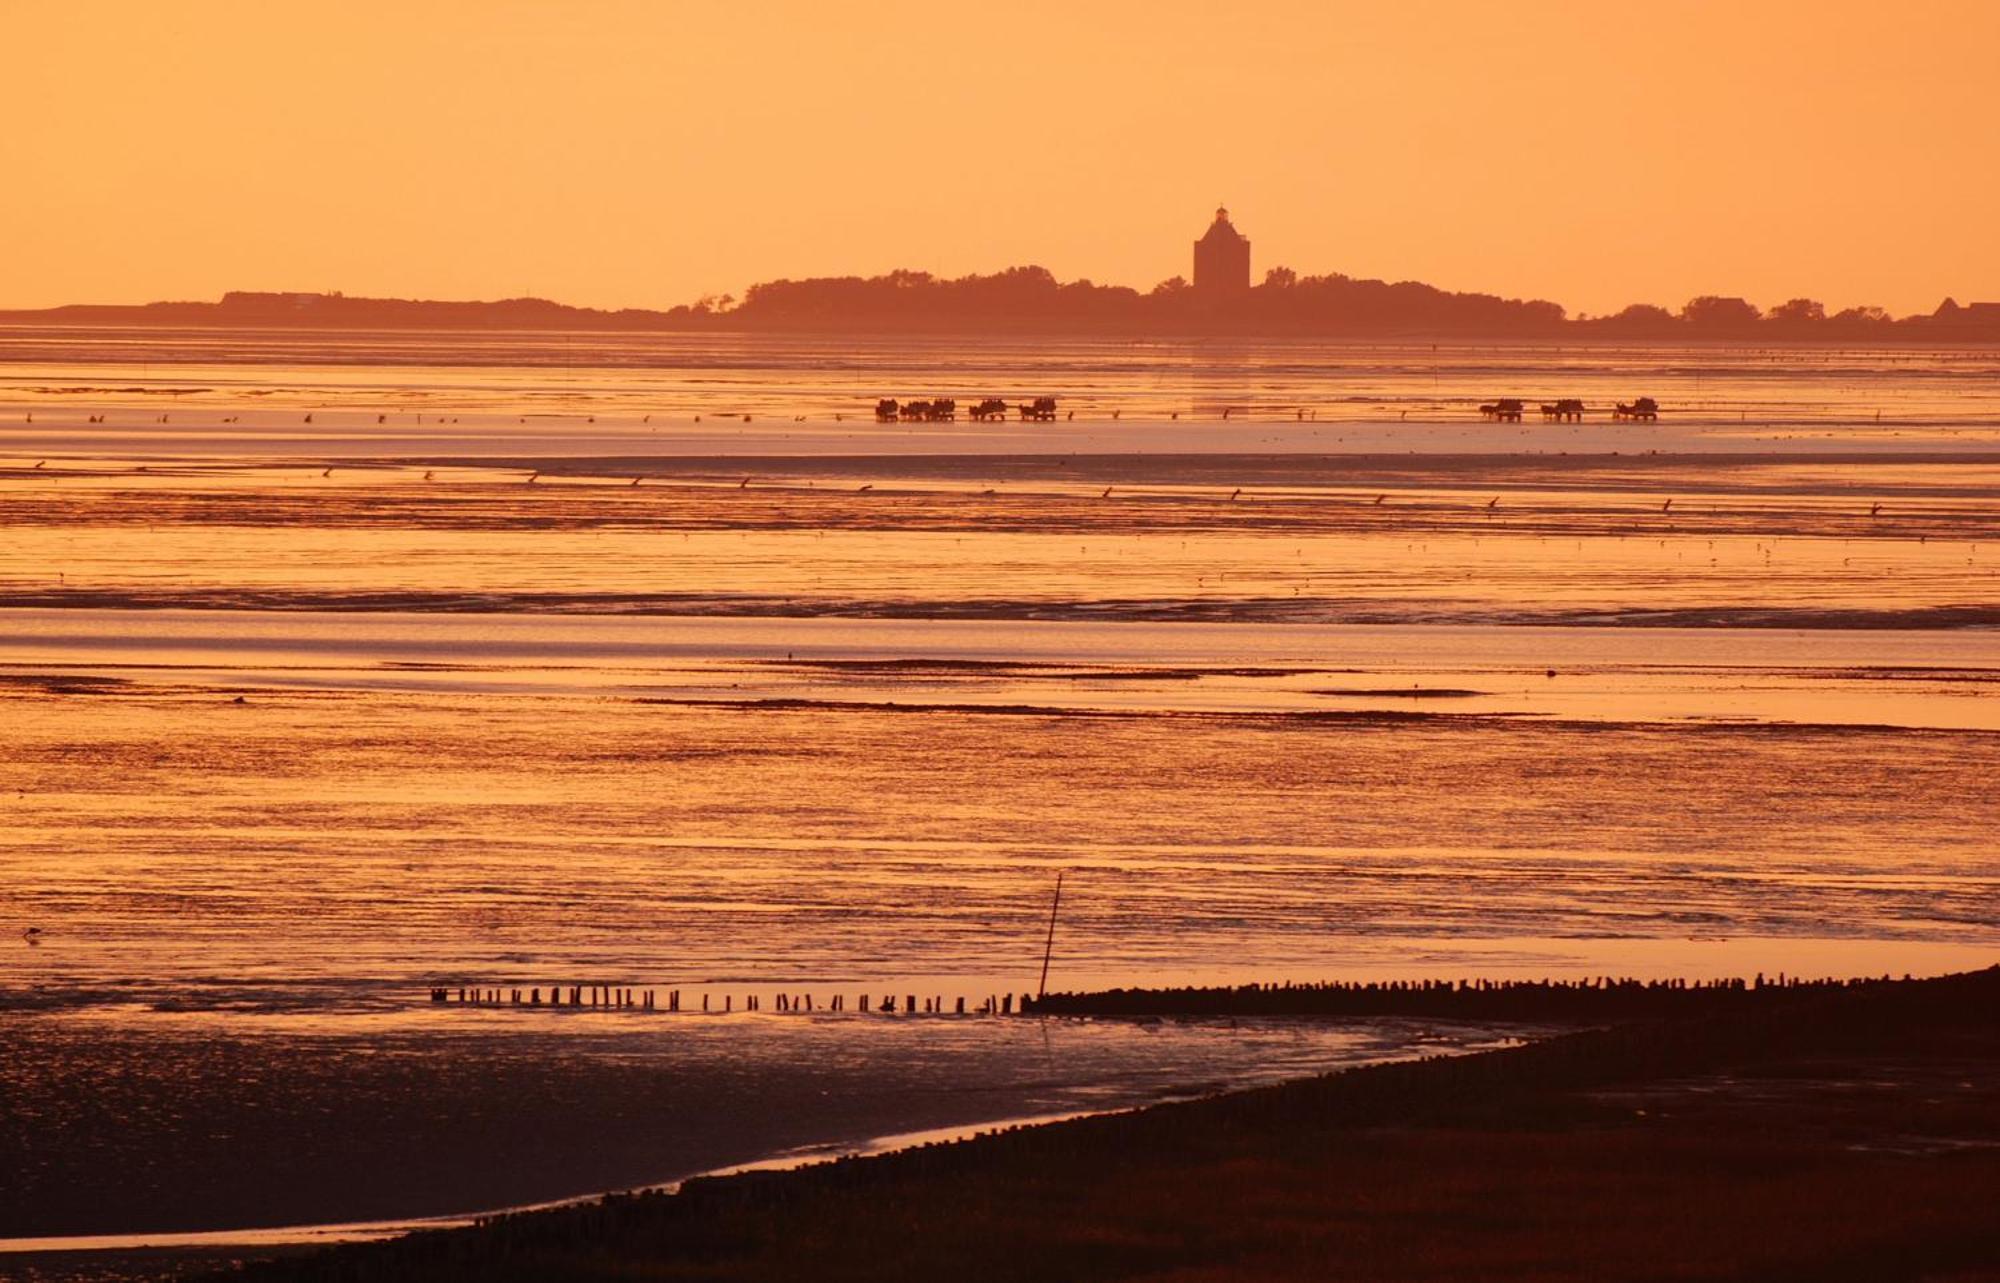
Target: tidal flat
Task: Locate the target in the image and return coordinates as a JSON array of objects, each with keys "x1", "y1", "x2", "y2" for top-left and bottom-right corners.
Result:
[{"x1": 2, "y1": 334, "x2": 1997, "y2": 1262}]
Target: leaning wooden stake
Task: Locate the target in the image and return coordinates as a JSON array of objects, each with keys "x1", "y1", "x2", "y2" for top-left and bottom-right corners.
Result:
[{"x1": 1036, "y1": 870, "x2": 1065, "y2": 1001}]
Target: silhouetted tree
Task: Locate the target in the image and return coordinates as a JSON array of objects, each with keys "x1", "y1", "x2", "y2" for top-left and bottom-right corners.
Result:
[
  {"x1": 1262, "y1": 266, "x2": 1298, "y2": 289},
  {"x1": 1681, "y1": 295, "x2": 1762, "y2": 327},
  {"x1": 1766, "y1": 298, "x2": 1826, "y2": 324},
  {"x1": 1599, "y1": 303, "x2": 1676, "y2": 329}
]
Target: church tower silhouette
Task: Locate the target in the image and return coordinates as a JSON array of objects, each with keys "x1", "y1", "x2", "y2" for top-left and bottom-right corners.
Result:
[{"x1": 1193, "y1": 206, "x2": 1251, "y2": 293}]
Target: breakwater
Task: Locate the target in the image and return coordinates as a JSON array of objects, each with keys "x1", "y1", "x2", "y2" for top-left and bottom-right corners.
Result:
[
  {"x1": 1022, "y1": 972, "x2": 1914, "y2": 1021},
  {"x1": 431, "y1": 987, "x2": 1025, "y2": 1015}
]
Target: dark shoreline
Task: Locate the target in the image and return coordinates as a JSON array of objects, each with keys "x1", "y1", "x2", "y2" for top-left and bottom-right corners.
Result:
[
  {"x1": 1024, "y1": 973, "x2": 1915, "y2": 1020},
  {"x1": 168, "y1": 966, "x2": 2000, "y2": 1283}
]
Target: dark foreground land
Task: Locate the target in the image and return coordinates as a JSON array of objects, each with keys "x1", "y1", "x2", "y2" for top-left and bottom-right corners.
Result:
[{"x1": 163, "y1": 966, "x2": 1999, "y2": 1283}]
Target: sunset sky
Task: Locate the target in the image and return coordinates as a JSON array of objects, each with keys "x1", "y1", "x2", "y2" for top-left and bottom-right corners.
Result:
[{"x1": 5, "y1": 0, "x2": 1996, "y2": 317}]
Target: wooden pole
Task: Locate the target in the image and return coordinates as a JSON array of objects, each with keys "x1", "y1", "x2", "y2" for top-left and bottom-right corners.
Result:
[{"x1": 1037, "y1": 870, "x2": 1064, "y2": 1001}]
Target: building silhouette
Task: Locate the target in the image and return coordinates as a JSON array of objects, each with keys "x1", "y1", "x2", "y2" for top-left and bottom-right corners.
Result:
[{"x1": 1193, "y1": 206, "x2": 1251, "y2": 293}]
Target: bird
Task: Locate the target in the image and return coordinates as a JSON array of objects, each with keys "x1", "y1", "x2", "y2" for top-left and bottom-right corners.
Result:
[
  {"x1": 321, "y1": 467, "x2": 333, "y2": 478},
  {"x1": 304, "y1": 414, "x2": 313, "y2": 424},
  {"x1": 1229, "y1": 488, "x2": 1242, "y2": 501},
  {"x1": 1870, "y1": 502, "x2": 1883, "y2": 516},
  {"x1": 631, "y1": 475, "x2": 645, "y2": 487},
  {"x1": 526, "y1": 471, "x2": 540, "y2": 485},
  {"x1": 423, "y1": 470, "x2": 434, "y2": 481},
  {"x1": 1486, "y1": 497, "x2": 1500, "y2": 510},
  {"x1": 857, "y1": 484, "x2": 873, "y2": 492},
  {"x1": 1100, "y1": 486, "x2": 1113, "y2": 499},
  {"x1": 1373, "y1": 494, "x2": 1387, "y2": 505},
  {"x1": 33, "y1": 460, "x2": 45, "y2": 469},
  {"x1": 738, "y1": 476, "x2": 751, "y2": 488},
  {"x1": 1661, "y1": 498, "x2": 1674, "y2": 513},
  {"x1": 981, "y1": 488, "x2": 996, "y2": 496}
]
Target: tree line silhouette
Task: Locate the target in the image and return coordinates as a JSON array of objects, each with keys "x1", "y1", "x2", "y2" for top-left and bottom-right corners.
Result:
[{"x1": 6, "y1": 276, "x2": 1994, "y2": 339}]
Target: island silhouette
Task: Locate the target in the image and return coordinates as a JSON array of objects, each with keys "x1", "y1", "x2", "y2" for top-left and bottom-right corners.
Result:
[
  {"x1": 6, "y1": 210, "x2": 1995, "y2": 342},
  {"x1": 7, "y1": 277, "x2": 1993, "y2": 340}
]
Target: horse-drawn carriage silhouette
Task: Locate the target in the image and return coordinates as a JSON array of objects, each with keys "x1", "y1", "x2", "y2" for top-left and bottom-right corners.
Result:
[
  {"x1": 1478, "y1": 398, "x2": 1525, "y2": 422},
  {"x1": 1611, "y1": 397, "x2": 1660, "y2": 421},
  {"x1": 1539, "y1": 399, "x2": 1586, "y2": 421},
  {"x1": 895, "y1": 398, "x2": 956, "y2": 422},
  {"x1": 872, "y1": 395, "x2": 1055, "y2": 423}
]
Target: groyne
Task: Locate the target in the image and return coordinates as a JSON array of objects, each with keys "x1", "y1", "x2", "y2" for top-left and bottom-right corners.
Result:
[{"x1": 1022, "y1": 972, "x2": 1913, "y2": 1021}]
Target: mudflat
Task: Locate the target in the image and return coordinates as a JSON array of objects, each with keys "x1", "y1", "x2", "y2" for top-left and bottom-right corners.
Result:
[{"x1": 192, "y1": 967, "x2": 2000, "y2": 1283}]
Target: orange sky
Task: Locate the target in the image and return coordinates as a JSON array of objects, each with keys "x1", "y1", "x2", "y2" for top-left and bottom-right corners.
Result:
[{"x1": 4, "y1": 0, "x2": 1996, "y2": 317}]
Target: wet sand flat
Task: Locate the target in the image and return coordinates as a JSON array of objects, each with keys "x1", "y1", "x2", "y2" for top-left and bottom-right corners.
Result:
[
  {"x1": 0, "y1": 1014, "x2": 1507, "y2": 1240},
  {"x1": 2, "y1": 451, "x2": 1997, "y2": 629},
  {"x1": 4, "y1": 629, "x2": 1997, "y2": 1014},
  {"x1": 3, "y1": 334, "x2": 1997, "y2": 1257}
]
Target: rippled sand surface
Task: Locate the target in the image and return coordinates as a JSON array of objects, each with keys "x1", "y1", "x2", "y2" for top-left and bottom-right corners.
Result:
[
  {"x1": 5, "y1": 611, "x2": 1997, "y2": 1013},
  {"x1": 2, "y1": 332, "x2": 1996, "y2": 1242}
]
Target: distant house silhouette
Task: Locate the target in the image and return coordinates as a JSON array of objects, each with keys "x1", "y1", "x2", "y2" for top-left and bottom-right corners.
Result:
[
  {"x1": 1934, "y1": 297, "x2": 2000, "y2": 325},
  {"x1": 1193, "y1": 206, "x2": 1251, "y2": 293}
]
